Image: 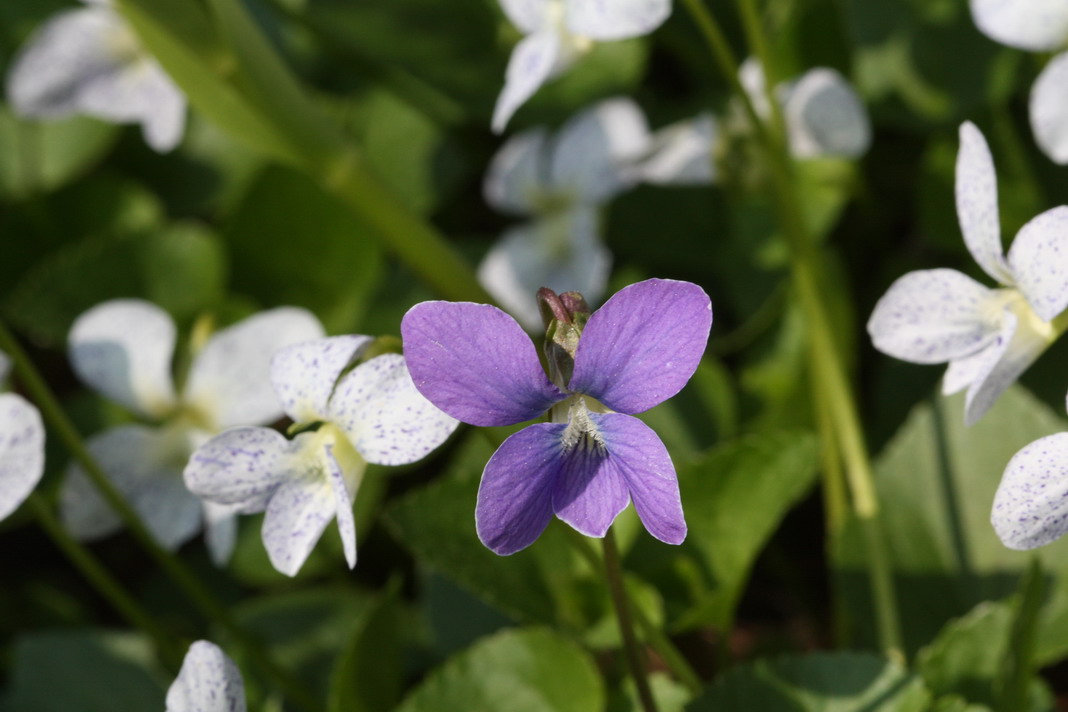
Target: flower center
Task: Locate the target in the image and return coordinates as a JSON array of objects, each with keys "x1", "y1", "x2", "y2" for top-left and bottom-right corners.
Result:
[
  {"x1": 559, "y1": 397, "x2": 607, "y2": 455},
  {"x1": 984, "y1": 288, "x2": 1056, "y2": 342}
]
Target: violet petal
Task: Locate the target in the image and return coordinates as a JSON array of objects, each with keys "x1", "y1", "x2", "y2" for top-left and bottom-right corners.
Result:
[
  {"x1": 475, "y1": 423, "x2": 563, "y2": 555},
  {"x1": 401, "y1": 301, "x2": 565, "y2": 426},
  {"x1": 551, "y1": 435, "x2": 630, "y2": 539},
  {"x1": 569, "y1": 278, "x2": 711, "y2": 414}
]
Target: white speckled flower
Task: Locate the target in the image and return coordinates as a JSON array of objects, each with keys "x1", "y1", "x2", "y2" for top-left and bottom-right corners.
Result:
[
  {"x1": 184, "y1": 336, "x2": 458, "y2": 576},
  {"x1": 738, "y1": 60, "x2": 872, "y2": 160},
  {"x1": 493, "y1": 0, "x2": 671, "y2": 132},
  {"x1": 481, "y1": 98, "x2": 650, "y2": 329},
  {"x1": 868, "y1": 122, "x2": 1068, "y2": 425},
  {"x1": 62, "y1": 300, "x2": 324, "y2": 564},
  {"x1": 968, "y1": 0, "x2": 1068, "y2": 164},
  {"x1": 166, "y1": 640, "x2": 245, "y2": 712},
  {"x1": 5, "y1": 0, "x2": 186, "y2": 152}
]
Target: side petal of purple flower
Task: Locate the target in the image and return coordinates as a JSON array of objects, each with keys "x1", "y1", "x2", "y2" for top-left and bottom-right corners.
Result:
[
  {"x1": 551, "y1": 438, "x2": 630, "y2": 539},
  {"x1": 476, "y1": 423, "x2": 564, "y2": 555},
  {"x1": 183, "y1": 427, "x2": 291, "y2": 514},
  {"x1": 593, "y1": 412, "x2": 685, "y2": 544},
  {"x1": 401, "y1": 301, "x2": 565, "y2": 427},
  {"x1": 166, "y1": 640, "x2": 246, "y2": 712},
  {"x1": 0, "y1": 394, "x2": 44, "y2": 522},
  {"x1": 992, "y1": 432, "x2": 1068, "y2": 549},
  {"x1": 570, "y1": 279, "x2": 711, "y2": 414}
]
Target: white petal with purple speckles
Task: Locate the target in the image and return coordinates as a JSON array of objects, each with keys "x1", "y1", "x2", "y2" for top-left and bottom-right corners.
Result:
[
  {"x1": 637, "y1": 113, "x2": 718, "y2": 185},
  {"x1": 565, "y1": 0, "x2": 671, "y2": 41},
  {"x1": 0, "y1": 394, "x2": 45, "y2": 522},
  {"x1": 166, "y1": 640, "x2": 246, "y2": 712},
  {"x1": 942, "y1": 348, "x2": 990, "y2": 395},
  {"x1": 270, "y1": 336, "x2": 372, "y2": 425},
  {"x1": 260, "y1": 446, "x2": 337, "y2": 577},
  {"x1": 867, "y1": 269, "x2": 999, "y2": 364},
  {"x1": 1030, "y1": 52, "x2": 1068, "y2": 166},
  {"x1": 781, "y1": 68, "x2": 871, "y2": 159},
  {"x1": 484, "y1": 128, "x2": 551, "y2": 216},
  {"x1": 184, "y1": 307, "x2": 325, "y2": 429},
  {"x1": 202, "y1": 501, "x2": 240, "y2": 567},
  {"x1": 969, "y1": 0, "x2": 1068, "y2": 52},
  {"x1": 499, "y1": 0, "x2": 552, "y2": 34},
  {"x1": 550, "y1": 97, "x2": 650, "y2": 203},
  {"x1": 1007, "y1": 206, "x2": 1068, "y2": 322},
  {"x1": 478, "y1": 207, "x2": 610, "y2": 330},
  {"x1": 324, "y1": 442, "x2": 357, "y2": 569},
  {"x1": 492, "y1": 29, "x2": 565, "y2": 134},
  {"x1": 992, "y1": 432, "x2": 1068, "y2": 549},
  {"x1": 956, "y1": 122, "x2": 1013, "y2": 285},
  {"x1": 327, "y1": 353, "x2": 458, "y2": 466},
  {"x1": 963, "y1": 309, "x2": 1052, "y2": 426},
  {"x1": 183, "y1": 427, "x2": 291, "y2": 513},
  {"x1": 61, "y1": 425, "x2": 202, "y2": 549},
  {"x1": 68, "y1": 299, "x2": 177, "y2": 419}
]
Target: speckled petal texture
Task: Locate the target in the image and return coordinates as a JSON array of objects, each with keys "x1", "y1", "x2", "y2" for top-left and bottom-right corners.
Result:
[
  {"x1": 270, "y1": 336, "x2": 372, "y2": 424},
  {"x1": 183, "y1": 427, "x2": 291, "y2": 513},
  {"x1": 867, "y1": 269, "x2": 997, "y2": 364},
  {"x1": 0, "y1": 394, "x2": 44, "y2": 522},
  {"x1": 992, "y1": 432, "x2": 1068, "y2": 549},
  {"x1": 963, "y1": 309, "x2": 1051, "y2": 426},
  {"x1": 492, "y1": 29, "x2": 563, "y2": 133},
  {"x1": 569, "y1": 278, "x2": 712, "y2": 414},
  {"x1": 183, "y1": 307, "x2": 324, "y2": 429},
  {"x1": 327, "y1": 353, "x2": 458, "y2": 466},
  {"x1": 401, "y1": 301, "x2": 565, "y2": 426},
  {"x1": 956, "y1": 122, "x2": 1013, "y2": 285},
  {"x1": 1007, "y1": 206, "x2": 1068, "y2": 322},
  {"x1": 166, "y1": 640, "x2": 246, "y2": 712},
  {"x1": 476, "y1": 423, "x2": 563, "y2": 555},
  {"x1": 68, "y1": 299, "x2": 177, "y2": 419}
]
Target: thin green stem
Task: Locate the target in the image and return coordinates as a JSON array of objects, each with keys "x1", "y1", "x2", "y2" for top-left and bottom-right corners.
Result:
[
  {"x1": 603, "y1": 529, "x2": 659, "y2": 712},
  {"x1": 565, "y1": 530, "x2": 702, "y2": 694},
  {"x1": 0, "y1": 322, "x2": 320, "y2": 712},
  {"x1": 683, "y1": 0, "x2": 904, "y2": 660},
  {"x1": 25, "y1": 493, "x2": 184, "y2": 669}
]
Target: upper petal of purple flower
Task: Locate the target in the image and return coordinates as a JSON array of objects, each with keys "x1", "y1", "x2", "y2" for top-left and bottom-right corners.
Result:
[
  {"x1": 401, "y1": 301, "x2": 565, "y2": 427},
  {"x1": 569, "y1": 279, "x2": 712, "y2": 414},
  {"x1": 592, "y1": 412, "x2": 685, "y2": 544},
  {"x1": 475, "y1": 423, "x2": 563, "y2": 555}
]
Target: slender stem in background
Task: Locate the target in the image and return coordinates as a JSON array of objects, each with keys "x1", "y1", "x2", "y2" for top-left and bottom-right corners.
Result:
[
  {"x1": 0, "y1": 321, "x2": 320, "y2": 712},
  {"x1": 24, "y1": 493, "x2": 184, "y2": 669},
  {"x1": 565, "y1": 530, "x2": 703, "y2": 695},
  {"x1": 603, "y1": 529, "x2": 659, "y2": 712},
  {"x1": 682, "y1": 0, "x2": 904, "y2": 660}
]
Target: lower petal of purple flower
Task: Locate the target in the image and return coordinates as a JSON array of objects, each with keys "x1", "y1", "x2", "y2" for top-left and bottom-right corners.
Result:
[
  {"x1": 476, "y1": 423, "x2": 564, "y2": 555},
  {"x1": 552, "y1": 440, "x2": 630, "y2": 539},
  {"x1": 593, "y1": 412, "x2": 686, "y2": 545}
]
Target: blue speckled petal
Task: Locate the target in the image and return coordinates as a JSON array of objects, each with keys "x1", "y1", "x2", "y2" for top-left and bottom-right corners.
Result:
[
  {"x1": 166, "y1": 640, "x2": 246, "y2": 712},
  {"x1": 993, "y1": 432, "x2": 1068, "y2": 549}
]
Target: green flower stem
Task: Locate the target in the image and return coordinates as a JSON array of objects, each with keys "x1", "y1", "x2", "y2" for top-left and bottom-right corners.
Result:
[
  {"x1": 0, "y1": 321, "x2": 320, "y2": 712},
  {"x1": 682, "y1": 0, "x2": 904, "y2": 660},
  {"x1": 566, "y1": 530, "x2": 703, "y2": 695},
  {"x1": 24, "y1": 492, "x2": 184, "y2": 669},
  {"x1": 603, "y1": 529, "x2": 659, "y2": 712}
]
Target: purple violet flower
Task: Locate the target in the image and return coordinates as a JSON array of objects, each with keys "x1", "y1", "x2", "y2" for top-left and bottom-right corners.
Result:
[{"x1": 400, "y1": 278, "x2": 712, "y2": 555}]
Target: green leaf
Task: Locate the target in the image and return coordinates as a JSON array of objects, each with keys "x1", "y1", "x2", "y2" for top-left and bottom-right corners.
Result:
[
  {"x1": 4, "y1": 629, "x2": 165, "y2": 712},
  {"x1": 834, "y1": 386, "x2": 1068, "y2": 659},
  {"x1": 688, "y1": 652, "x2": 929, "y2": 712},
  {"x1": 327, "y1": 584, "x2": 404, "y2": 712},
  {"x1": 916, "y1": 599, "x2": 1052, "y2": 712},
  {"x1": 0, "y1": 108, "x2": 117, "y2": 198},
  {"x1": 4, "y1": 223, "x2": 227, "y2": 346},
  {"x1": 609, "y1": 672, "x2": 693, "y2": 712},
  {"x1": 396, "y1": 628, "x2": 604, "y2": 712},
  {"x1": 639, "y1": 431, "x2": 819, "y2": 630},
  {"x1": 223, "y1": 165, "x2": 382, "y2": 333}
]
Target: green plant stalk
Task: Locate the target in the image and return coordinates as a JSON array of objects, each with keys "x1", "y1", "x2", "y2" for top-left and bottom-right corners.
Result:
[
  {"x1": 0, "y1": 321, "x2": 320, "y2": 712},
  {"x1": 996, "y1": 557, "x2": 1045, "y2": 712},
  {"x1": 603, "y1": 529, "x2": 659, "y2": 712},
  {"x1": 25, "y1": 492, "x2": 184, "y2": 669},
  {"x1": 565, "y1": 530, "x2": 703, "y2": 694},
  {"x1": 682, "y1": 0, "x2": 904, "y2": 659}
]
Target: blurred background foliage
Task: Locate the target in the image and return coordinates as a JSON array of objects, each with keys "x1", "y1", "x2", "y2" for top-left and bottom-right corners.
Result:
[{"x1": 3, "y1": 0, "x2": 1068, "y2": 710}]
